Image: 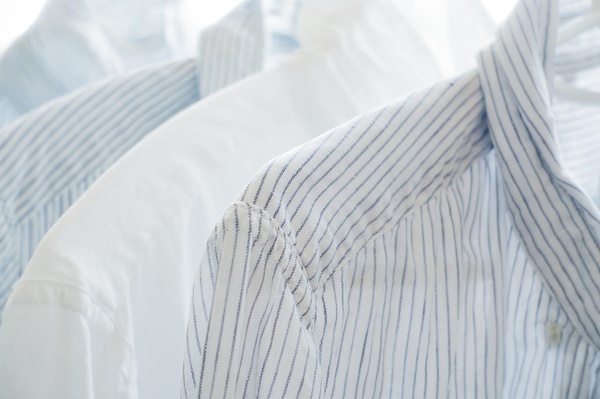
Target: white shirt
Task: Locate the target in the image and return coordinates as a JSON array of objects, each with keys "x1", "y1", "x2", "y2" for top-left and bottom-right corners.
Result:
[
  {"x1": 0, "y1": 1, "x2": 447, "y2": 398},
  {"x1": 181, "y1": 0, "x2": 600, "y2": 397},
  {"x1": 0, "y1": 0, "x2": 274, "y2": 320},
  {"x1": 0, "y1": 0, "x2": 198, "y2": 128}
]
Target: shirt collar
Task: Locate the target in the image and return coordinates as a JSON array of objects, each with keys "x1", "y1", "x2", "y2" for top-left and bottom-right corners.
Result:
[
  {"x1": 478, "y1": 0, "x2": 600, "y2": 347},
  {"x1": 196, "y1": 0, "x2": 302, "y2": 98},
  {"x1": 196, "y1": 0, "x2": 266, "y2": 98}
]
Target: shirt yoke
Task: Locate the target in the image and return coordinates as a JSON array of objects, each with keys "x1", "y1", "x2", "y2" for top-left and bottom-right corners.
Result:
[{"x1": 238, "y1": 71, "x2": 493, "y2": 288}]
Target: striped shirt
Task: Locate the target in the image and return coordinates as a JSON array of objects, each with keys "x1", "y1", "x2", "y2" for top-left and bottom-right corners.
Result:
[
  {"x1": 0, "y1": 0, "x2": 274, "y2": 320},
  {"x1": 0, "y1": 0, "x2": 197, "y2": 128},
  {"x1": 181, "y1": 0, "x2": 600, "y2": 397},
  {"x1": 0, "y1": 1, "x2": 447, "y2": 398}
]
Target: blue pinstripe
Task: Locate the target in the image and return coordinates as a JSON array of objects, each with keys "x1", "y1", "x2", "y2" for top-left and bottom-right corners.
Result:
[
  {"x1": 182, "y1": 0, "x2": 600, "y2": 397},
  {"x1": 0, "y1": 0, "x2": 280, "y2": 320}
]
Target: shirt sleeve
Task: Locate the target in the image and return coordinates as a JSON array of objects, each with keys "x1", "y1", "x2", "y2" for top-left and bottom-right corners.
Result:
[{"x1": 181, "y1": 202, "x2": 321, "y2": 398}]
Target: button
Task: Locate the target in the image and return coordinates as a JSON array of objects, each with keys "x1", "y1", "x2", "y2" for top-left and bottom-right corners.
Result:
[{"x1": 546, "y1": 323, "x2": 562, "y2": 345}]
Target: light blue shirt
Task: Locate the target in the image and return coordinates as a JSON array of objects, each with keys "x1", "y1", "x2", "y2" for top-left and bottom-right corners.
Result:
[
  {"x1": 0, "y1": 0, "x2": 299, "y2": 319},
  {"x1": 182, "y1": 0, "x2": 600, "y2": 397},
  {"x1": 0, "y1": 0, "x2": 197, "y2": 127}
]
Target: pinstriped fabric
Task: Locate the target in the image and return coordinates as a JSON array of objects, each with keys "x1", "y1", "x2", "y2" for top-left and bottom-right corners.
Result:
[
  {"x1": 478, "y1": 0, "x2": 600, "y2": 348},
  {"x1": 197, "y1": 0, "x2": 265, "y2": 97},
  {"x1": 0, "y1": 60, "x2": 196, "y2": 316},
  {"x1": 183, "y1": 203, "x2": 319, "y2": 399},
  {"x1": 0, "y1": 0, "x2": 272, "y2": 320},
  {"x1": 182, "y1": 0, "x2": 600, "y2": 397},
  {"x1": 0, "y1": 0, "x2": 194, "y2": 127},
  {"x1": 197, "y1": 0, "x2": 301, "y2": 96}
]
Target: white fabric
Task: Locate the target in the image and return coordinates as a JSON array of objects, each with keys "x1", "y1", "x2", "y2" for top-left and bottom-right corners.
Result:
[
  {"x1": 0, "y1": 1, "x2": 446, "y2": 398},
  {"x1": 0, "y1": 0, "x2": 270, "y2": 322},
  {"x1": 180, "y1": 0, "x2": 600, "y2": 397},
  {"x1": 403, "y1": 0, "x2": 497, "y2": 75}
]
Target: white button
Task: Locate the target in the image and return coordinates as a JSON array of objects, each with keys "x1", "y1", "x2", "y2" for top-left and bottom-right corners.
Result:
[{"x1": 546, "y1": 323, "x2": 562, "y2": 345}]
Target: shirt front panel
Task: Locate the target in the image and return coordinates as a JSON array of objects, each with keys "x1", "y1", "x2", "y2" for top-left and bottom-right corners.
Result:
[
  {"x1": 477, "y1": 0, "x2": 600, "y2": 349},
  {"x1": 313, "y1": 151, "x2": 599, "y2": 398}
]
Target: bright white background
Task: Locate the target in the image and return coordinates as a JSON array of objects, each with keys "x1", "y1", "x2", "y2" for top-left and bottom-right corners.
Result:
[{"x1": 0, "y1": 0, "x2": 517, "y2": 55}]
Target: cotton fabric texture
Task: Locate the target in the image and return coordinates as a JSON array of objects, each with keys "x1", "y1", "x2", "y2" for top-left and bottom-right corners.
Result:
[
  {"x1": 0, "y1": 0, "x2": 274, "y2": 321},
  {"x1": 0, "y1": 0, "x2": 197, "y2": 128},
  {"x1": 181, "y1": 0, "x2": 600, "y2": 397},
  {"x1": 0, "y1": 0, "x2": 445, "y2": 397}
]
